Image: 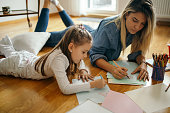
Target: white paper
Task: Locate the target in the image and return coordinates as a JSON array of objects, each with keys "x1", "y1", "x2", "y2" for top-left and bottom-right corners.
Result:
[
  {"x1": 72, "y1": 76, "x2": 110, "y2": 104},
  {"x1": 125, "y1": 83, "x2": 170, "y2": 113},
  {"x1": 67, "y1": 100, "x2": 113, "y2": 113},
  {"x1": 107, "y1": 60, "x2": 146, "y2": 85}
]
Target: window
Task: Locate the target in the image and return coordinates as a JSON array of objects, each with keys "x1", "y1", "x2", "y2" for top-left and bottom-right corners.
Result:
[{"x1": 88, "y1": 0, "x2": 117, "y2": 14}]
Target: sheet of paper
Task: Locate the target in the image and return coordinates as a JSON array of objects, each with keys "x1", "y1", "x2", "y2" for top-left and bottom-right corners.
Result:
[
  {"x1": 72, "y1": 76, "x2": 110, "y2": 104},
  {"x1": 107, "y1": 60, "x2": 146, "y2": 85},
  {"x1": 67, "y1": 100, "x2": 113, "y2": 113},
  {"x1": 101, "y1": 90, "x2": 143, "y2": 113},
  {"x1": 125, "y1": 83, "x2": 170, "y2": 113}
]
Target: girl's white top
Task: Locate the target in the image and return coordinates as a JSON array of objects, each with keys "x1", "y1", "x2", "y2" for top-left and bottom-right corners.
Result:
[{"x1": 0, "y1": 48, "x2": 91, "y2": 94}]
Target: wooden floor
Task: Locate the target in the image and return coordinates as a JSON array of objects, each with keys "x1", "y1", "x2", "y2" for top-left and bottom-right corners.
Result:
[{"x1": 0, "y1": 14, "x2": 170, "y2": 113}]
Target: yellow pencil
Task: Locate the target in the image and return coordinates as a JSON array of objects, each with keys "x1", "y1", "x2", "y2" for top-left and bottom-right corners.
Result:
[{"x1": 113, "y1": 60, "x2": 130, "y2": 79}]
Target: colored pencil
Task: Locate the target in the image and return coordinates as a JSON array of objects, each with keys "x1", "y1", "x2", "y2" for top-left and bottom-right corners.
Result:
[
  {"x1": 113, "y1": 60, "x2": 130, "y2": 79},
  {"x1": 165, "y1": 84, "x2": 170, "y2": 92}
]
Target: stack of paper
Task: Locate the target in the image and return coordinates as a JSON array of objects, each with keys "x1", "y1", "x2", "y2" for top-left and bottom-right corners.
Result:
[
  {"x1": 67, "y1": 100, "x2": 113, "y2": 113},
  {"x1": 107, "y1": 60, "x2": 146, "y2": 85}
]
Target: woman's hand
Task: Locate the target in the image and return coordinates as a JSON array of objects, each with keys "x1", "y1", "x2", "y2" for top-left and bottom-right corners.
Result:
[
  {"x1": 90, "y1": 79, "x2": 107, "y2": 89},
  {"x1": 110, "y1": 66, "x2": 128, "y2": 79},
  {"x1": 78, "y1": 69, "x2": 94, "y2": 82},
  {"x1": 131, "y1": 62, "x2": 149, "y2": 81}
]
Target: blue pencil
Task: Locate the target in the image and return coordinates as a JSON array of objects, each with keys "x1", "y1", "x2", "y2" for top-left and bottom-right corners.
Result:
[{"x1": 100, "y1": 75, "x2": 103, "y2": 79}]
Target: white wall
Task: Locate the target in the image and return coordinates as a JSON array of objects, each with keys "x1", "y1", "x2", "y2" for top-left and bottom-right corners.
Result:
[
  {"x1": 117, "y1": 0, "x2": 130, "y2": 14},
  {"x1": 0, "y1": 0, "x2": 169, "y2": 22},
  {"x1": 1, "y1": 0, "x2": 128, "y2": 22},
  {"x1": 0, "y1": 0, "x2": 58, "y2": 22}
]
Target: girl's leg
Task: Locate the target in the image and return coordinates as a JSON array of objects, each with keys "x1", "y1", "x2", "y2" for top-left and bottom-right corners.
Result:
[
  {"x1": 51, "y1": 0, "x2": 74, "y2": 27},
  {"x1": 34, "y1": 0, "x2": 50, "y2": 32},
  {"x1": 0, "y1": 36, "x2": 16, "y2": 57},
  {"x1": 0, "y1": 57, "x2": 17, "y2": 76}
]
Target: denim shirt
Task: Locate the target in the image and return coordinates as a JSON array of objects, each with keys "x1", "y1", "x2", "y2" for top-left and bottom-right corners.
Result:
[{"x1": 89, "y1": 16, "x2": 142, "y2": 67}]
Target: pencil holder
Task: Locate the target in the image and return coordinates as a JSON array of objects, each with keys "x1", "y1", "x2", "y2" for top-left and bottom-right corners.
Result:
[{"x1": 151, "y1": 66, "x2": 166, "y2": 81}]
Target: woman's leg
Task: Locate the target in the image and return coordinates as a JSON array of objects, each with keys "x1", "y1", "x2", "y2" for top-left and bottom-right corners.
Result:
[
  {"x1": 59, "y1": 10, "x2": 75, "y2": 27},
  {"x1": 34, "y1": 0, "x2": 50, "y2": 32},
  {"x1": 45, "y1": 27, "x2": 70, "y2": 47},
  {"x1": 51, "y1": 0, "x2": 74, "y2": 27}
]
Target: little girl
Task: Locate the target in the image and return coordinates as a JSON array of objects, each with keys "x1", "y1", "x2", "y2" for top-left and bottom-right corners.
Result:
[{"x1": 0, "y1": 25, "x2": 106, "y2": 95}]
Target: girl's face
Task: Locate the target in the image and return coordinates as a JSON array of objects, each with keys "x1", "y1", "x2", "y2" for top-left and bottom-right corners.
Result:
[
  {"x1": 70, "y1": 42, "x2": 92, "y2": 64},
  {"x1": 125, "y1": 12, "x2": 146, "y2": 34}
]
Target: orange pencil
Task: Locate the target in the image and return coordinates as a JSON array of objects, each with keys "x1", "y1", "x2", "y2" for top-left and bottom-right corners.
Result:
[{"x1": 113, "y1": 60, "x2": 130, "y2": 79}]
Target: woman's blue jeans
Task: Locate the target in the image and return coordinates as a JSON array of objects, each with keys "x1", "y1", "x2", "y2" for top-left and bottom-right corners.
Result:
[{"x1": 34, "y1": 8, "x2": 93, "y2": 47}]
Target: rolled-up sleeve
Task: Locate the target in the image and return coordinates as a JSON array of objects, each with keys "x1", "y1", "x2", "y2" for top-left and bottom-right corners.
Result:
[
  {"x1": 89, "y1": 29, "x2": 110, "y2": 67},
  {"x1": 128, "y1": 50, "x2": 142, "y2": 62}
]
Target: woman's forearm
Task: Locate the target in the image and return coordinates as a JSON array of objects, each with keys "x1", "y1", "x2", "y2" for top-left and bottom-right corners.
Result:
[{"x1": 95, "y1": 59, "x2": 115, "y2": 73}]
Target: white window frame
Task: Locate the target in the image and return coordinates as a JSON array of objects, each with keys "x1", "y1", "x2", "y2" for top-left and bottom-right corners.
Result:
[{"x1": 87, "y1": 0, "x2": 118, "y2": 15}]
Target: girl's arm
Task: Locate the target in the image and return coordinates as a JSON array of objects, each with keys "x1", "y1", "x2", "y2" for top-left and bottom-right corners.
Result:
[
  {"x1": 79, "y1": 60, "x2": 90, "y2": 73},
  {"x1": 78, "y1": 60, "x2": 94, "y2": 82},
  {"x1": 51, "y1": 55, "x2": 106, "y2": 95}
]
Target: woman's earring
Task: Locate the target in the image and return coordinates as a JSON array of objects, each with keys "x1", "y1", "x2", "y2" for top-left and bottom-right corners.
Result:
[{"x1": 70, "y1": 50, "x2": 72, "y2": 53}]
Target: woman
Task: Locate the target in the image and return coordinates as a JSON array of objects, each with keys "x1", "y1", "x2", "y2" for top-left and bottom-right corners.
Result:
[
  {"x1": 89, "y1": 0, "x2": 155, "y2": 81},
  {"x1": 35, "y1": 0, "x2": 155, "y2": 81}
]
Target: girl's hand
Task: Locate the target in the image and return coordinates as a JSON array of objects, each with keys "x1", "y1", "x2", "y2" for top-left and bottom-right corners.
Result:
[
  {"x1": 110, "y1": 66, "x2": 128, "y2": 79},
  {"x1": 90, "y1": 79, "x2": 107, "y2": 89},
  {"x1": 131, "y1": 62, "x2": 149, "y2": 81},
  {"x1": 78, "y1": 69, "x2": 94, "y2": 82}
]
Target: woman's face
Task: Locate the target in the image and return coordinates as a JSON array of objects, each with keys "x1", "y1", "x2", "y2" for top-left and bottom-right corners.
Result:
[
  {"x1": 125, "y1": 12, "x2": 146, "y2": 34},
  {"x1": 70, "y1": 42, "x2": 92, "y2": 64}
]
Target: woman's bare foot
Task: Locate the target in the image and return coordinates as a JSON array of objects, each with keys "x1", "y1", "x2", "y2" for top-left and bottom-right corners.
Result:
[
  {"x1": 50, "y1": 0, "x2": 64, "y2": 12},
  {"x1": 43, "y1": 0, "x2": 51, "y2": 8}
]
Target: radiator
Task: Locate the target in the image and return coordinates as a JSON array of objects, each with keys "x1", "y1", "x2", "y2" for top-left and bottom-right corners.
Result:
[{"x1": 153, "y1": 0, "x2": 170, "y2": 20}]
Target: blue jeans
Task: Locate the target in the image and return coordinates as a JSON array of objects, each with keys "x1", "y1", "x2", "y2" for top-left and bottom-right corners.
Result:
[{"x1": 34, "y1": 8, "x2": 94, "y2": 47}]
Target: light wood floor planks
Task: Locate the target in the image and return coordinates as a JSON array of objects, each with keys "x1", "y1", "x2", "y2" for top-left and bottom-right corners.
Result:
[{"x1": 0, "y1": 14, "x2": 170, "y2": 113}]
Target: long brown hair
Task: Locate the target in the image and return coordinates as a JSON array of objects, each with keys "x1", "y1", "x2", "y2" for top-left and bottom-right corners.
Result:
[
  {"x1": 34, "y1": 25, "x2": 92, "y2": 76},
  {"x1": 120, "y1": 0, "x2": 155, "y2": 55},
  {"x1": 107, "y1": 0, "x2": 155, "y2": 55}
]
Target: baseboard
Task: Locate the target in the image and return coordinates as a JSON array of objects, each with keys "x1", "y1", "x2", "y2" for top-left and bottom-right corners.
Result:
[{"x1": 156, "y1": 21, "x2": 170, "y2": 26}]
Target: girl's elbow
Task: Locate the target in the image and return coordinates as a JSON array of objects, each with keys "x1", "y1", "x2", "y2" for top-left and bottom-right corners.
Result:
[{"x1": 60, "y1": 88, "x2": 74, "y2": 95}]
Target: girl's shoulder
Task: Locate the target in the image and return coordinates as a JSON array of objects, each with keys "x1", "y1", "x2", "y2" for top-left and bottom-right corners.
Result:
[{"x1": 49, "y1": 48, "x2": 69, "y2": 66}]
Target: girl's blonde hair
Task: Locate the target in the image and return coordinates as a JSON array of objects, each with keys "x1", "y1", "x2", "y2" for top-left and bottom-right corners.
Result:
[
  {"x1": 35, "y1": 25, "x2": 92, "y2": 76},
  {"x1": 111, "y1": 0, "x2": 155, "y2": 55}
]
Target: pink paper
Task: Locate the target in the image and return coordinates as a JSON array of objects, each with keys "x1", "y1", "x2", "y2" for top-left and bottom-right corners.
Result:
[{"x1": 102, "y1": 90, "x2": 143, "y2": 113}]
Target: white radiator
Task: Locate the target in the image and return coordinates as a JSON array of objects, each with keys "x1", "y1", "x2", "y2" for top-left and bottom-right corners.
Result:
[{"x1": 153, "y1": 0, "x2": 170, "y2": 20}]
